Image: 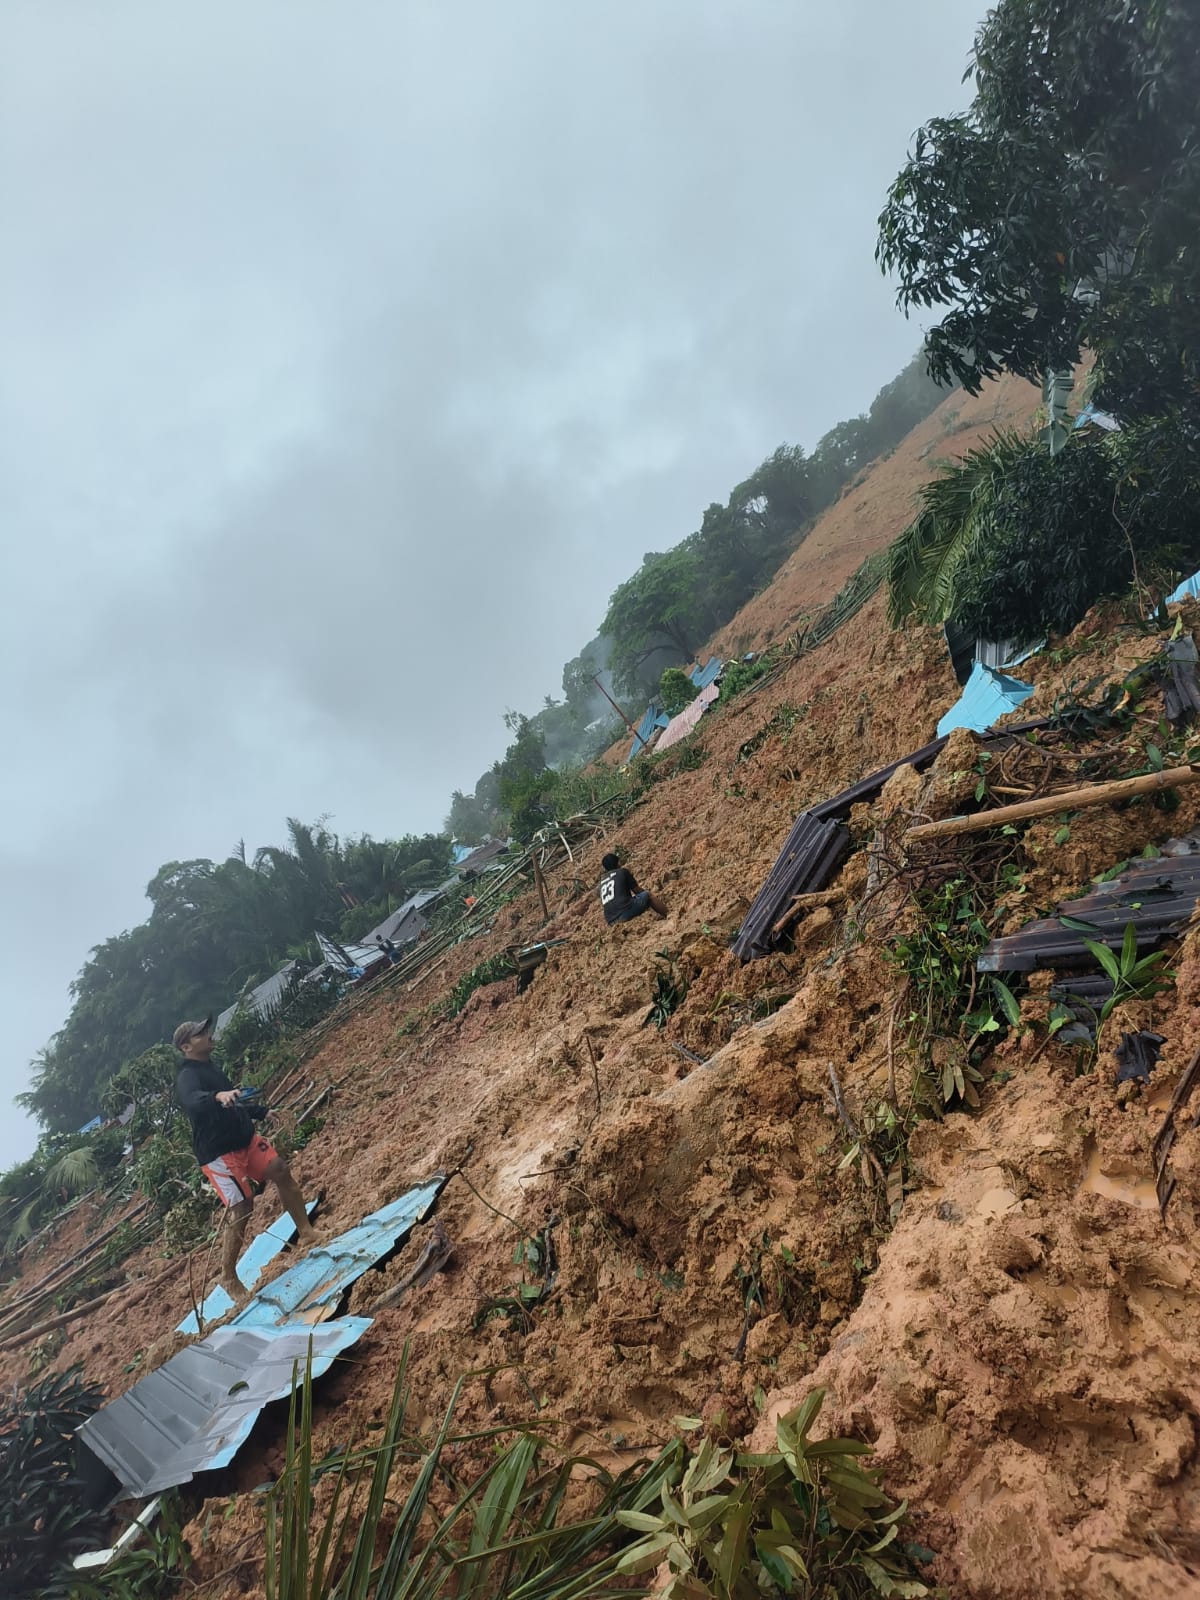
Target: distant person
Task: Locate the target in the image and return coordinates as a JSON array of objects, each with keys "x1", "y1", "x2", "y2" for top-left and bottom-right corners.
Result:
[
  {"x1": 173, "y1": 1018, "x2": 319, "y2": 1300},
  {"x1": 375, "y1": 934, "x2": 401, "y2": 965},
  {"x1": 598, "y1": 852, "x2": 667, "y2": 925}
]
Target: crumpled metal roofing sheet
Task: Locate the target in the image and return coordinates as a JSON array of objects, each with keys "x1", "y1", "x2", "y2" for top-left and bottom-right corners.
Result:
[
  {"x1": 228, "y1": 1176, "x2": 445, "y2": 1331},
  {"x1": 176, "y1": 1202, "x2": 320, "y2": 1336},
  {"x1": 76, "y1": 1317, "x2": 371, "y2": 1498},
  {"x1": 978, "y1": 835, "x2": 1200, "y2": 973},
  {"x1": 655, "y1": 682, "x2": 720, "y2": 754},
  {"x1": 689, "y1": 656, "x2": 723, "y2": 691},
  {"x1": 735, "y1": 717, "x2": 1055, "y2": 961},
  {"x1": 731, "y1": 815, "x2": 851, "y2": 960},
  {"x1": 936, "y1": 662, "x2": 1035, "y2": 737}
]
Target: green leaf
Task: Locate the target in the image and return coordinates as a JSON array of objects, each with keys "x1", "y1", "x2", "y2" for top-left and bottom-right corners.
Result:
[
  {"x1": 1081, "y1": 938, "x2": 1122, "y2": 984},
  {"x1": 1059, "y1": 915, "x2": 1103, "y2": 933},
  {"x1": 990, "y1": 978, "x2": 1021, "y2": 1028},
  {"x1": 616, "y1": 1530, "x2": 676, "y2": 1574},
  {"x1": 1053, "y1": 826, "x2": 1071, "y2": 846}
]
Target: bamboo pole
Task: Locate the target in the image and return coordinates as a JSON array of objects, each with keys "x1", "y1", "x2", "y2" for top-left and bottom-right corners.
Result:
[
  {"x1": 905, "y1": 764, "x2": 1200, "y2": 842},
  {"x1": 0, "y1": 1257, "x2": 177, "y2": 1352},
  {"x1": 532, "y1": 856, "x2": 550, "y2": 922}
]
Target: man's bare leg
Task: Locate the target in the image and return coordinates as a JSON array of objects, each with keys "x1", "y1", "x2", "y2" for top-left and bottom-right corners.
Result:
[
  {"x1": 221, "y1": 1199, "x2": 253, "y2": 1297},
  {"x1": 648, "y1": 892, "x2": 669, "y2": 918},
  {"x1": 263, "y1": 1156, "x2": 319, "y2": 1246}
]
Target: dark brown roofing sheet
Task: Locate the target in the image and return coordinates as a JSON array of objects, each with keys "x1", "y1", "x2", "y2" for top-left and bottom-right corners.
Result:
[
  {"x1": 734, "y1": 716, "x2": 1054, "y2": 962},
  {"x1": 978, "y1": 838, "x2": 1200, "y2": 973}
]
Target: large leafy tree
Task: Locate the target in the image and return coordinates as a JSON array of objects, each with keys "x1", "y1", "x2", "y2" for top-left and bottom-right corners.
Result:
[{"x1": 877, "y1": 0, "x2": 1200, "y2": 417}]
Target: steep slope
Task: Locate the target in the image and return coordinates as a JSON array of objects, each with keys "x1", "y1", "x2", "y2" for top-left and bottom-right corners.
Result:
[{"x1": 5, "y1": 374, "x2": 1200, "y2": 1600}]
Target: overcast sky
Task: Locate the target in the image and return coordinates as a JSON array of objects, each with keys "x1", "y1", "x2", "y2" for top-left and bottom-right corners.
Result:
[{"x1": 0, "y1": 2, "x2": 987, "y2": 1168}]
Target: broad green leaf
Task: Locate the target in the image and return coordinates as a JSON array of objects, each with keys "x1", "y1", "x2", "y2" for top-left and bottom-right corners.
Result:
[
  {"x1": 990, "y1": 978, "x2": 1021, "y2": 1027},
  {"x1": 1081, "y1": 938, "x2": 1121, "y2": 984},
  {"x1": 616, "y1": 1531, "x2": 675, "y2": 1574}
]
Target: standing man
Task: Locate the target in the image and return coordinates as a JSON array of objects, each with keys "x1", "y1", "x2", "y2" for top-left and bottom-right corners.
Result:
[
  {"x1": 173, "y1": 1018, "x2": 319, "y2": 1299},
  {"x1": 598, "y1": 851, "x2": 668, "y2": 925}
]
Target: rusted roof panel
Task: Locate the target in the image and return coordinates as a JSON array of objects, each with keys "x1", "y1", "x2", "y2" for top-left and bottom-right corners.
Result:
[
  {"x1": 735, "y1": 717, "x2": 1054, "y2": 962},
  {"x1": 731, "y1": 815, "x2": 850, "y2": 960},
  {"x1": 978, "y1": 837, "x2": 1200, "y2": 973}
]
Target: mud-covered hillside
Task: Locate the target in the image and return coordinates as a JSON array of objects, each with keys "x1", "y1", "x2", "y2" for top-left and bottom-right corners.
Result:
[{"x1": 6, "y1": 369, "x2": 1200, "y2": 1600}]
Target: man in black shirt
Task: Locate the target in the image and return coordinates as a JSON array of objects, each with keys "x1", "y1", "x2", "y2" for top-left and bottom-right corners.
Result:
[
  {"x1": 598, "y1": 852, "x2": 668, "y2": 925},
  {"x1": 174, "y1": 1018, "x2": 319, "y2": 1300}
]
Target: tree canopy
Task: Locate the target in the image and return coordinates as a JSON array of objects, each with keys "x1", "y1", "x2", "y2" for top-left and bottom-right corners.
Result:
[
  {"x1": 877, "y1": 0, "x2": 1200, "y2": 417},
  {"x1": 20, "y1": 822, "x2": 453, "y2": 1135}
]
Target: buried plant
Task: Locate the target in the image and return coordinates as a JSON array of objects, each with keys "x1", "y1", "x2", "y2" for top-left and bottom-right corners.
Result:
[
  {"x1": 261, "y1": 1349, "x2": 929, "y2": 1600},
  {"x1": 263, "y1": 1344, "x2": 680, "y2": 1600},
  {"x1": 615, "y1": 1392, "x2": 930, "y2": 1598},
  {"x1": 648, "y1": 953, "x2": 688, "y2": 1029}
]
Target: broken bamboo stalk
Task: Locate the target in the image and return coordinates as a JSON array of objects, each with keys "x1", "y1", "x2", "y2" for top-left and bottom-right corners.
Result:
[
  {"x1": 905, "y1": 763, "x2": 1200, "y2": 842},
  {"x1": 0, "y1": 1257, "x2": 177, "y2": 1352},
  {"x1": 532, "y1": 856, "x2": 550, "y2": 922}
]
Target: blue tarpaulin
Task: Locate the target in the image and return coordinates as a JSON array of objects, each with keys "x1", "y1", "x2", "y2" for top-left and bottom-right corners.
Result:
[
  {"x1": 1167, "y1": 570, "x2": 1200, "y2": 605},
  {"x1": 937, "y1": 662, "x2": 1035, "y2": 737}
]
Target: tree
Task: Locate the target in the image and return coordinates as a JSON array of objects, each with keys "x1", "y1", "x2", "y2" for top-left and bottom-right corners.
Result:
[
  {"x1": 603, "y1": 547, "x2": 713, "y2": 698},
  {"x1": 886, "y1": 415, "x2": 1200, "y2": 640},
  {"x1": 658, "y1": 667, "x2": 699, "y2": 717},
  {"x1": 877, "y1": 0, "x2": 1200, "y2": 417}
]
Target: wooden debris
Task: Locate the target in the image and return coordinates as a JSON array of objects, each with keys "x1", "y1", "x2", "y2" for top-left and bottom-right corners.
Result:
[{"x1": 905, "y1": 763, "x2": 1200, "y2": 842}]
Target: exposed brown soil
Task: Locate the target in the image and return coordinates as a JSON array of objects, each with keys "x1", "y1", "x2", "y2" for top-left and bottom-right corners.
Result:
[{"x1": 6, "y1": 374, "x2": 1200, "y2": 1600}]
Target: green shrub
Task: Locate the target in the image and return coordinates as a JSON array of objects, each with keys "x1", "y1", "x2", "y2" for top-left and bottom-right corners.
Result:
[
  {"x1": 659, "y1": 667, "x2": 700, "y2": 716},
  {"x1": 888, "y1": 416, "x2": 1200, "y2": 642},
  {"x1": 0, "y1": 1367, "x2": 106, "y2": 1596}
]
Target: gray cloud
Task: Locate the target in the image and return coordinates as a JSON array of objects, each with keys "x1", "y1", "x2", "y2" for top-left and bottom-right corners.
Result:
[{"x1": 0, "y1": 1, "x2": 987, "y2": 1165}]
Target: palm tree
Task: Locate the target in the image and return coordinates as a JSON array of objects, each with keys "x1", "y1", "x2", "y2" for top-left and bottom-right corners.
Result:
[{"x1": 885, "y1": 429, "x2": 1030, "y2": 627}]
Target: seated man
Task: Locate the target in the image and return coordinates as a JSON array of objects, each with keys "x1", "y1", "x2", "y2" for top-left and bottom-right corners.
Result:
[{"x1": 598, "y1": 852, "x2": 668, "y2": 925}]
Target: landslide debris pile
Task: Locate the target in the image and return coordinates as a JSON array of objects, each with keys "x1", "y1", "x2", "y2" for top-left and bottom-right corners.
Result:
[{"x1": 7, "y1": 387, "x2": 1200, "y2": 1600}]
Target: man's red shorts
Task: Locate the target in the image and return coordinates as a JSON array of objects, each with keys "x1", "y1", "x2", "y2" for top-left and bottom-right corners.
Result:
[{"x1": 201, "y1": 1135, "x2": 279, "y2": 1208}]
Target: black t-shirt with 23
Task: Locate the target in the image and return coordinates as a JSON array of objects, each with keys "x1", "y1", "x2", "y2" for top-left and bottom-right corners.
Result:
[
  {"x1": 599, "y1": 866, "x2": 639, "y2": 925},
  {"x1": 175, "y1": 1059, "x2": 256, "y2": 1166}
]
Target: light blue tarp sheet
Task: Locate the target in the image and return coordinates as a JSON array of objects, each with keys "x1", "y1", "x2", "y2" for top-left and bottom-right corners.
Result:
[
  {"x1": 1167, "y1": 570, "x2": 1200, "y2": 605},
  {"x1": 937, "y1": 662, "x2": 1035, "y2": 737}
]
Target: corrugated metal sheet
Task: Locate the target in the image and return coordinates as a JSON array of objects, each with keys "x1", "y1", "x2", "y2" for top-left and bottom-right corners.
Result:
[
  {"x1": 176, "y1": 1202, "x2": 320, "y2": 1335},
  {"x1": 731, "y1": 815, "x2": 851, "y2": 960},
  {"x1": 937, "y1": 663, "x2": 1035, "y2": 737},
  {"x1": 315, "y1": 933, "x2": 385, "y2": 974},
  {"x1": 689, "y1": 656, "x2": 723, "y2": 691},
  {"x1": 76, "y1": 1318, "x2": 371, "y2": 1498},
  {"x1": 736, "y1": 716, "x2": 1055, "y2": 962},
  {"x1": 978, "y1": 836, "x2": 1200, "y2": 973},
  {"x1": 215, "y1": 961, "x2": 303, "y2": 1037},
  {"x1": 655, "y1": 682, "x2": 720, "y2": 754},
  {"x1": 363, "y1": 889, "x2": 441, "y2": 948},
  {"x1": 629, "y1": 704, "x2": 670, "y2": 759},
  {"x1": 228, "y1": 1177, "x2": 445, "y2": 1331}
]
